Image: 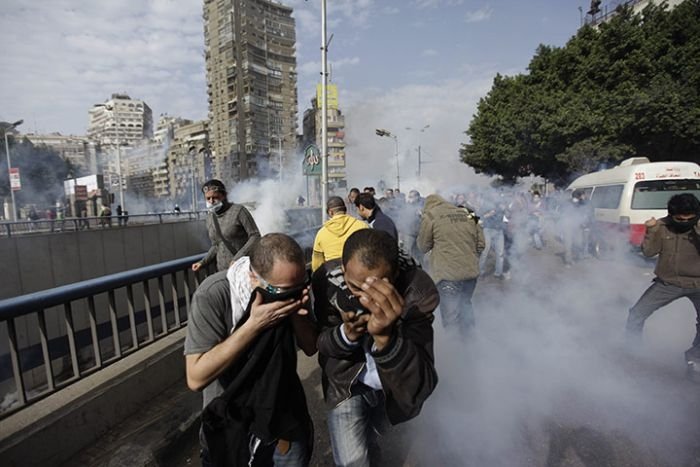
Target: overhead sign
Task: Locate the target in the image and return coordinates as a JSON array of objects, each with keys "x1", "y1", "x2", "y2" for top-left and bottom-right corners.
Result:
[
  {"x1": 303, "y1": 144, "x2": 321, "y2": 176},
  {"x1": 9, "y1": 168, "x2": 21, "y2": 191}
]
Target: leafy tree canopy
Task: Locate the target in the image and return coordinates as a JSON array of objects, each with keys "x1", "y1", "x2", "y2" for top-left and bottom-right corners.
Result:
[{"x1": 461, "y1": 0, "x2": 700, "y2": 185}]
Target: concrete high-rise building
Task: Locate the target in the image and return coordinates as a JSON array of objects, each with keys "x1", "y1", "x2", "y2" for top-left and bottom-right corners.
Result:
[
  {"x1": 87, "y1": 93, "x2": 154, "y2": 200},
  {"x1": 167, "y1": 120, "x2": 211, "y2": 211},
  {"x1": 302, "y1": 84, "x2": 347, "y2": 191},
  {"x1": 203, "y1": 0, "x2": 298, "y2": 182},
  {"x1": 87, "y1": 93, "x2": 153, "y2": 146}
]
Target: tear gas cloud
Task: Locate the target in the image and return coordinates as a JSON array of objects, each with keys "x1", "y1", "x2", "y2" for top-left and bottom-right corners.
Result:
[{"x1": 397, "y1": 188, "x2": 699, "y2": 466}]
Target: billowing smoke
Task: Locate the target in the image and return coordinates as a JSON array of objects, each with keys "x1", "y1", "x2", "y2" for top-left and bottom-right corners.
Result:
[{"x1": 393, "y1": 185, "x2": 700, "y2": 466}]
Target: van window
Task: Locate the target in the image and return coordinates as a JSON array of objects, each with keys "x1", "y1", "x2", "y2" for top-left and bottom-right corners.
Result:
[
  {"x1": 590, "y1": 184, "x2": 624, "y2": 209},
  {"x1": 631, "y1": 179, "x2": 700, "y2": 210}
]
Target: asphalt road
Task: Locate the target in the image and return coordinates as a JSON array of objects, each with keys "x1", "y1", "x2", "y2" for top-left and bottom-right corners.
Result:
[{"x1": 171, "y1": 239, "x2": 700, "y2": 467}]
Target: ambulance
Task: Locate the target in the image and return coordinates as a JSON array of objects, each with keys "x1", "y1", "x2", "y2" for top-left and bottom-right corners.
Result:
[{"x1": 566, "y1": 157, "x2": 700, "y2": 248}]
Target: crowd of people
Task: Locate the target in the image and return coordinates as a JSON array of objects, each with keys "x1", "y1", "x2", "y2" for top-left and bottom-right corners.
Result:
[{"x1": 186, "y1": 178, "x2": 700, "y2": 467}]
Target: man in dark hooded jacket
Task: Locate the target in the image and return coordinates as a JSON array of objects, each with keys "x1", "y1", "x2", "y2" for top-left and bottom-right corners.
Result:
[{"x1": 626, "y1": 193, "x2": 700, "y2": 363}]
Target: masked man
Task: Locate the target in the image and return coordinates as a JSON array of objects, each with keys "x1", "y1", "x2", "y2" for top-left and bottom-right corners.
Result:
[
  {"x1": 185, "y1": 233, "x2": 317, "y2": 466},
  {"x1": 192, "y1": 179, "x2": 261, "y2": 272},
  {"x1": 626, "y1": 193, "x2": 700, "y2": 364}
]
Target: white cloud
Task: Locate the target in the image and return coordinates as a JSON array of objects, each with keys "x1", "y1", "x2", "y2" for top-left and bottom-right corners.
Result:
[
  {"x1": 412, "y1": 0, "x2": 465, "y2": 9},
  {"x1": 0, "y1": 0, "x2": 206, "y2": 135},
  {"x1": 465, "y1": 5, "x2": 494, "y2": 23}
]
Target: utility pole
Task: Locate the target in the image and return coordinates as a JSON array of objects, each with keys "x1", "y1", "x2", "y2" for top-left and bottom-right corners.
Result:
[{"x1": 320, "y1": 0, "x2": 329, "y2": 220}]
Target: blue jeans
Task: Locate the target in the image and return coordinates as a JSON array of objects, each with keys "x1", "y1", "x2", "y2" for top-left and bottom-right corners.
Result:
[
  {"x1": 479, "y1": 228, "x2": 505, "y2": 276},
  {"x1": 200, "y1": 435, "x2": 310, "y2": 467},
  {"x1": 327, "y1": 386, "x2": 388, "y2": 467},
  {"x1": 437, "y1": 279, "x2": 477, "y2": 338},
  {"x1": 627, "y1": 280, "x2": 700, "y2": 347}
]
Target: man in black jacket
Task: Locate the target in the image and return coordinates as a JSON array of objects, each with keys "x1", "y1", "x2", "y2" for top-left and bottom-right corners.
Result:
[
  {"x1": 313, "y1": 229, "x2": 439, "y2": 467},
  {"x1": 354, "y1": 192, "x2": 398, "y2": 241},
  {"x1": 185, "y1": 233, "x2": 317, "y2": 466}
]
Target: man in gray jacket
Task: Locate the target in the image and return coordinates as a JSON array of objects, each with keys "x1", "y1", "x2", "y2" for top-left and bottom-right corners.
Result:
[
  {"x1": 192, "y1": 179, "x2": 261, "y2": 272},
  {"x1": 626, "y1": 193, "x2": 700, "y2": 361},
  {"x1": 418, "y1": 194, "x2": 485, "y2": 338}
]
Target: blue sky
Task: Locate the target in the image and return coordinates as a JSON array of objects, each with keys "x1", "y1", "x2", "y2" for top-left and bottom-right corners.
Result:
[{"x1": 0, "y1": 0, "x2": 591, "y2": 187}]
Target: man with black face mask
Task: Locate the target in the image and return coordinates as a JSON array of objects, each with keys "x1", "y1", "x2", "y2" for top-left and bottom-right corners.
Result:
[
  {"x1": 185, "y1": 233, "x2": 317, "y2": 466},
  {"x1": 626, "y1": 193, "x2": 700, "y2": 363},
  {"x1": 192, "y1": 179, "x2": 261, "y2": 272}
]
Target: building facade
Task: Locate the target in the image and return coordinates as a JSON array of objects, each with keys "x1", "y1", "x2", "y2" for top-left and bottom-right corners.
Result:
[
  {"x1": 87, "y1": 93, "x2": 154, "y2": 200},
  {"x1": 24, "y1": 133, "x2": 99, "y2": 175},
  {"x1": 302, "y1": 84, "x2": 347, "y2": 192},
  {"x1": 167, "y1": 120, "x2": 211, "y2": 211},
  {"x1": 203, "y1": 0, "x2": 298, "y2": 182}
]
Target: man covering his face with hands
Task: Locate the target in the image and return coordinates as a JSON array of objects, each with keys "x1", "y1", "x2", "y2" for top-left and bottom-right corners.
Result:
[{"x1": 312, "y1": 229, "x2": 439, "y2": 467}]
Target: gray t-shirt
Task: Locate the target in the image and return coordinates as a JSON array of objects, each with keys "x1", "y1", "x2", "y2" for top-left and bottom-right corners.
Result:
[{"x1": 184, "y1": 270, "x2": 237, "y2": 408}]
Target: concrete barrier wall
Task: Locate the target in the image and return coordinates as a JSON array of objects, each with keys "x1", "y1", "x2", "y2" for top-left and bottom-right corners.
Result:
[
  {"x1": 0, "y1": 330, "x2": 191, "y2": 467},
  {"x1": 0, "y1": 220, "x2": 209, "y2": 300}
]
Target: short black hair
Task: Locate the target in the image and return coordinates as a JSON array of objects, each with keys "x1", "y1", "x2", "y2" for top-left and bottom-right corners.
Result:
[
  {"x1": 202, "y1": 179, "x2": 227, "y2": 195},
  {"x1": 349, "y1": 187, "x2": 360, "y2": 195},
  {"x1": 355, "y1": 192, "x2": 377, "y2": 210},
  {"x1": 668, "y1": 193, "x2": 700, "y2": 216},
  {"x1": 250, "y1": 233, "x2": 304, "y2": 278},
  {"x1": 342, "y1": 229, "x2": 399, "y2": 276}
]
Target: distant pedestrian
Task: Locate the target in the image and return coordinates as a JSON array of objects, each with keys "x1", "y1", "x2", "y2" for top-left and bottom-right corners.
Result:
[
  {"x1": 116, "y1": 205, "x2": 124, "y2": 226},
  {"x1": 174, "y1": 204, "x2": 181, "y2": 215},
  {"x1": 354, "y1": 192, "x2": 398, "y2": 241}
]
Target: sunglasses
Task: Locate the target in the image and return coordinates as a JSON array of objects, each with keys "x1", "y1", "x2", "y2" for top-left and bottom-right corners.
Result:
[
  {"x1": 251, "y1": 268, "x2": 310, "y2": 295},
  {"x1": 202, "y1": 184, "x2": 225, "y2": 194}
]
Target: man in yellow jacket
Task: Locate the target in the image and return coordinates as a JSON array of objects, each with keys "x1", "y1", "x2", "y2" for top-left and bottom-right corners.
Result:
[{"x1": 312, "y1": 196, "x2": 368, "y2": 272}]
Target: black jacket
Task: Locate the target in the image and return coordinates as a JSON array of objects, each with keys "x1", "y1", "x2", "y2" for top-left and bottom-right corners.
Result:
[
  {"x1": 369, "y1": 207, "x2": 398, "y2": 240},
  {"x1": 312, "y1": 260, "x2": 439, "y2": 425},
  {"x1": 201, "y1": 312, "x2": 311, "y2": 466}
]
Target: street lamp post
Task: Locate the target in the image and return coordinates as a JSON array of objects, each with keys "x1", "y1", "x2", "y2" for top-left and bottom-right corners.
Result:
[
  {"x1": 104, "y1": 104, "x2": 125, "y2": 212},
  {"x1": 375, "y1": 128, "x2": 400, "y2": 191},
  {"x1": 3, "y1": 119, "x2": 23, "y2": 221},
  {"x1": 405, "y1": 124, "x2": 430, "y2": 177}
]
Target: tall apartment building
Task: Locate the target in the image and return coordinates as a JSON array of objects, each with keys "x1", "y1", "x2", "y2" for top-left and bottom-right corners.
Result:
[
  {"x1": 167, "y1": 120, "x2": 211, "y2": 211},
  {"x1": 302, "y1": 84, "x2": 347, "y2": 191},
  {"x1": 203, "y1": 0, "x2": 298, "y2": 182},
  {"x1": 87, "y1": 93, "x2": 154, "y2": 196}
]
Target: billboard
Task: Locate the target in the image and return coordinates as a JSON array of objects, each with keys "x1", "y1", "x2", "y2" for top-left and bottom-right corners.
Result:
[{"x1": 316, "y1": 84, "x2": 338, "y2": 110}]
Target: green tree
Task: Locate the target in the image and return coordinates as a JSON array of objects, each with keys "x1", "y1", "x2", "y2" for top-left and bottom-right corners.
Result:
[{"x1": 461, "y1": 0, "x2": 700, "y2": 185}]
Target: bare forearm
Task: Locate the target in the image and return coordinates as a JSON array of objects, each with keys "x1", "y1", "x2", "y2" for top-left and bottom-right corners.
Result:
[{"x1": 186, "y1": 322, "x2": 259, "y2": 391}]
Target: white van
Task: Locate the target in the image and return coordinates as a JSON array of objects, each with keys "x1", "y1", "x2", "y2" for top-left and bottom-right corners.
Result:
[{"x1": 567, "y1": 157, "x2": 700, "y2": 247}]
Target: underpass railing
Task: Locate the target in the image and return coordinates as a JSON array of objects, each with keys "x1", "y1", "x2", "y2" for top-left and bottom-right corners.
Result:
[
  {"x1": 0, "y1": 210, "x2": 206, "y2": 238},
  {"x1": 0, "y1": 253, "x2": 211, "y2": 420},
  {"x1": 0, "y1": 225, "x2": 321, "y2": 421}
]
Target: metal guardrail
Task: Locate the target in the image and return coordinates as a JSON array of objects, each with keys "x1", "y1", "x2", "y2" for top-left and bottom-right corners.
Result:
[
  {"x1": 0, "y1": 253, "x2": 210, "y2": 419},
  {"x1": 0, "y1": 225, "x2": 322, "y2": 420},
  {"x1": 0, "y1": 211, "x2": 206, "y2": 238}
]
